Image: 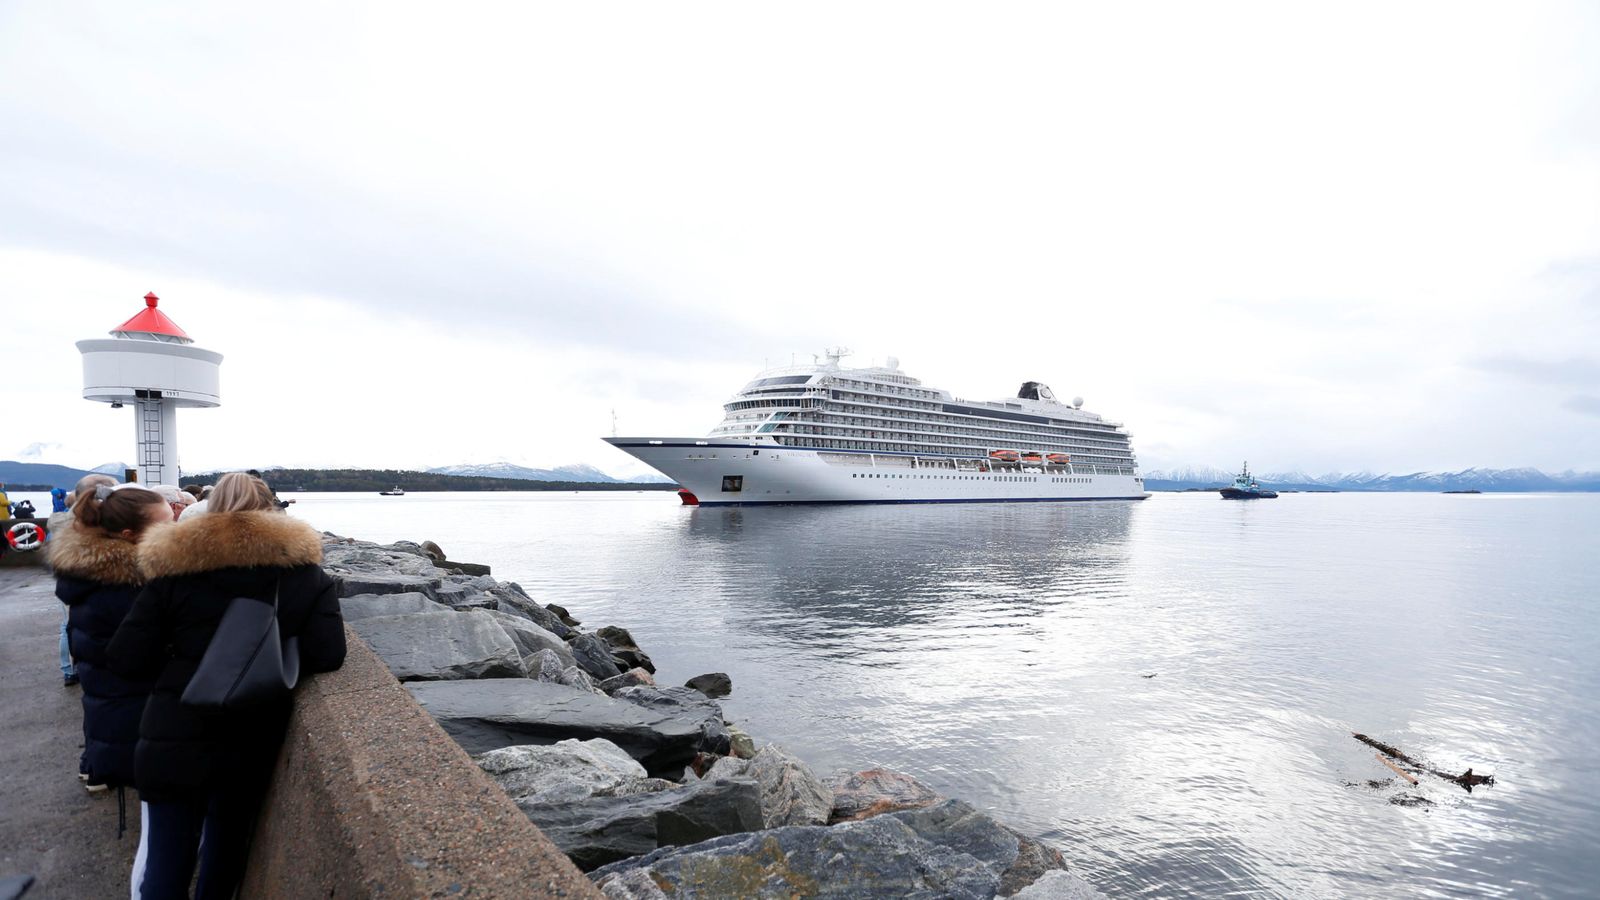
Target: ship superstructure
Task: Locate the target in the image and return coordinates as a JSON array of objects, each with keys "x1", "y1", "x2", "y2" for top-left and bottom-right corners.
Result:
[{"x1": 606, "y1": 350, "x2": 1148, "y2": 506}]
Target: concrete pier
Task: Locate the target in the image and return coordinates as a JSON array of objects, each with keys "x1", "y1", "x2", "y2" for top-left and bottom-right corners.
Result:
[{"x1": 0, "y1": 568, "x2": 139, "y2": 898}]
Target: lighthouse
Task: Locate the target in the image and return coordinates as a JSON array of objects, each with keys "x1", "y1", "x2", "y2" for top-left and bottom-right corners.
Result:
[{"x1": 77, "y1": 293, "x2": 222, "y2": 486}]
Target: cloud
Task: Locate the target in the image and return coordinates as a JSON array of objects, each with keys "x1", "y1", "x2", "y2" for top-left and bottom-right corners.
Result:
[
  {"x1": 1471, "y1": 356, "x2": 1600, "y2": 386},
  {"x1": 1565, "y1": 395, "x2": 1600, "y2": 417}
]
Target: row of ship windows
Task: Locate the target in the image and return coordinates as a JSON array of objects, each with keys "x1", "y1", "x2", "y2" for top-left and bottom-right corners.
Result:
[
  {"x1": 778, "y1": 436, "x2": 1128, "y2": 464},
  {"x1": 779, "y1": 420, "x2": 1130, "y2": 452},
  {"x1": 792, "y1": 396, "x2": 1125, "y2": 442},
  {"x1": 850, "y1": 473, "x2": 1097, "y2": 483}
]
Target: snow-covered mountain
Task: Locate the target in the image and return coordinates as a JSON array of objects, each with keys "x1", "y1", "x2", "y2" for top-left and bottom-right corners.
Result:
[
  {"x1": 426, "y1": 462, "x2": 670, "y2": 484},
  {"x1": 1143, "y1": 466, "x2": 1600, "y2": 492}
]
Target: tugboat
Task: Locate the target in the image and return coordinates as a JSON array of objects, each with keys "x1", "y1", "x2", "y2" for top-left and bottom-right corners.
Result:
[
  {"x1": 1220, "y1": 462, "x2": 1278, "y2": 499},
  {"x1": 378, "y1": 486, "x2": 406, "y2": 496}
]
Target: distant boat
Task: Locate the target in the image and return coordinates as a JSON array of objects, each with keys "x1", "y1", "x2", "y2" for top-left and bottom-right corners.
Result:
[
  {"x1": 378, "y1": 486, "x2": 405, "y2": 496},
  {"x1": 1220, "y1": 462, "x2": 1278, "y2": 499},
  {"x1": 1443, "y1": 489, "x2": 1482, "y2": 494}
]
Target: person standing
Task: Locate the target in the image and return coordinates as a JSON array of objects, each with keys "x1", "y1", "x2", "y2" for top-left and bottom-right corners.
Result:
[
  {"x1": 51, "y1": 484, "x2": 171, "y2": 796},
  {"x1": 54, "y1": 474, "x2": 119, "y2": 688},
  {"x1": 109, "y1": 473, "x2": 345, "y2": 899}
]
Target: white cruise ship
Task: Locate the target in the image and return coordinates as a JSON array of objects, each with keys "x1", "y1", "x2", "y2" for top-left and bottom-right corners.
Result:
[{"x1": 606, "y1": 350, "x2": 1148, "y2": 506}]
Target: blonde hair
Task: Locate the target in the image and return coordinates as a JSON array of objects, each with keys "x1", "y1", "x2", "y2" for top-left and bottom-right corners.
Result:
[{"x1": 208, "y1": 472, "x2": 276, "y2": 513}]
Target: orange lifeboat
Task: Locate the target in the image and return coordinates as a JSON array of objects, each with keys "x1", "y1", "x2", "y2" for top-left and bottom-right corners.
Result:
[
  {"x1": 1021, "y1": 451, "x2": 1044, "y2": 464},
  {"x1": 1046, "y1": 453, "x2": 1071, "y2": 465},
  {"x1": 989, "y1": 449, "x2": 1020, "y2": 463}
]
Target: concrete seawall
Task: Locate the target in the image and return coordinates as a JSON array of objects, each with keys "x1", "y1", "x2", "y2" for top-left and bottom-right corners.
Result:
[{"x1": 241, "y1": 623, "x2": 601, "y2": 898}]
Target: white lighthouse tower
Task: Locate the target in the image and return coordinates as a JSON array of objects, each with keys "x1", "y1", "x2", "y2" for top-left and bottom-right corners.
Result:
[{"x1": 77, "y1": 293, "x2": 222, "y2": 486}]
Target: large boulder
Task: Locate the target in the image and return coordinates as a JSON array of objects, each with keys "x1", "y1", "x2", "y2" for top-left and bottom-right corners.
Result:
[
  {"x1": 334, "y1": 571, "x2": 442, "y2": 599},
  {"x1": 474, "y1": 738, "x2": 665, "y2": 805},
  {"x1": 590, "y1": 814, "x2": 1001, "y2": 899},
  {"x1": 434, "y1": 582, "x2": 496, "y2": 611},
  {"x1": 684, "y1": 673, "x2": 732, "y2": 698},
  {"x1": 747, "y1": 746, "x2": 832, "y2": 828},
  {"x1": 523, "y1": 777, "x2": 763, "y2": 871},
  {"x1": 597, "y1": 626, "x2": 656, "y2": 674},
  {"x1": 338, "y1": 591, "x2": 449, "y2": 621},
  {"x1": 526, "y1": 649, "x2": 568, "y2": 683},
  {"x1": 486, "y1": 583, "x2": 574, "y2": 639},
  {"x1": 407, "y1": 678, "x2": 727, "y2": 775},
  {"x1": 571, "y1": 633, "x2": 624, "y2": 681},
  {"x1": 484, "y1": 610, "x2": 576, "y2": 668},
  {"x1": 611, "y1": 686, "x2": 731, "y2": 757},
  {"x1": 322, "y1": 541, "x2": 441, "y2": 577},
  {"x1": 350, "y1": 610, "x2": 524, "y2": 681},
  {"x1": 828, "y1": 768, "x2": 943, "y2": 823},
  {"x1": 888, "y1": 800, "x2": 1067, "y2": 896},
  {"x1": 559, "y1": 666, "x2": 608, "y2": 696},
  {"x1": 599, "y1": 669, "x2": 655, "y2": 694}
]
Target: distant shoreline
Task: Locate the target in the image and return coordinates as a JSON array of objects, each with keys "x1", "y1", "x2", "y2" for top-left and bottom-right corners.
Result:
[{"x1": 187, "y1": 468, "x2": 677, "y2": 493}]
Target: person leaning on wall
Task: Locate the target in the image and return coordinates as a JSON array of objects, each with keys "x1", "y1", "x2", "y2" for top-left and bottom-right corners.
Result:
[{"x1": 108, "y1": 472, "x2": 346, "y2": 900}]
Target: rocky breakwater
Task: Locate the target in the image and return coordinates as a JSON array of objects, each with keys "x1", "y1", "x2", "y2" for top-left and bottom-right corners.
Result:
[{"x1": 324, "y1": 534, "x2": 1102, "y2": 899}]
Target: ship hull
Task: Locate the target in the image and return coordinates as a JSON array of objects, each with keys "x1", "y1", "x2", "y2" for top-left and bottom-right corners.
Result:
[{"x1": 606, "y1": 438, "x2": 1149, "y2": 506}]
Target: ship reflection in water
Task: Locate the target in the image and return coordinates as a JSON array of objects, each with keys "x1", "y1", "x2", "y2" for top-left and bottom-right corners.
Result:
[{"x1": 286, "y1": 490, "x2": 1600, "y2": 898}]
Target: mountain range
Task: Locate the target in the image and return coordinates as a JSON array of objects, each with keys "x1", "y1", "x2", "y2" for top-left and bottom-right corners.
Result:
[{"x1": 1142, "y1": 466, "x2": 1600, "y2": 492}]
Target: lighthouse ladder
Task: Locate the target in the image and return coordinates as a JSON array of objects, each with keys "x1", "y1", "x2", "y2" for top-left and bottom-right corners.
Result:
[{"x1": 139, "y1": 401, "x2": 165, "y2": 475}]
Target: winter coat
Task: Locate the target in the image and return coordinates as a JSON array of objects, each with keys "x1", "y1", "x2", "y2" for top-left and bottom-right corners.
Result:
[
  {"x1": 107, "y1": 511, "x2": 346, "y2": 803},
  {"x1": 49, "y1": 524, "x2": 153, "y2": 787}
]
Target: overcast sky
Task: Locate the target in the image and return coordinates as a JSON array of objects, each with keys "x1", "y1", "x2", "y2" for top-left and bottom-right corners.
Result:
[{"x1": 4, "y1": 2, "x2": 1598, "y2": 477}]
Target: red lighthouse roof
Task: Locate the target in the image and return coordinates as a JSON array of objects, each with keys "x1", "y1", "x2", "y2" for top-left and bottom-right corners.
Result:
[{"x1": 111, "y1": 292, "x2": 192, "y2": 341}]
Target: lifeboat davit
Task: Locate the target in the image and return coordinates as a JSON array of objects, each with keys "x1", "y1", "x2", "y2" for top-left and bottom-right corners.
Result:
[
  {"x1": 989, "y1": 449, "x2": 1020, "y2": 463},
  {"x1": 1046, "y1": 453, "x2": 1071, "y2": 465}
]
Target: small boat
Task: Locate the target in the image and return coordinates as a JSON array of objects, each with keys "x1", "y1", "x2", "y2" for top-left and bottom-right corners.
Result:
[
  {"x1": 378, "y1": 486, "x2": 405, "y2": 496},
  {"x1": 1219, "y1": 463, "x2": 1277, "y2": 499},
  {"x1": 1020, "y1": 451, "x2": 1044, "y2": 464},
  {"x1": 989, "y1": 449, "x2": 1021, "y2": 463},
  {"x1": 1046, "y1": 452, "x2": 1071, "y2": 465}
]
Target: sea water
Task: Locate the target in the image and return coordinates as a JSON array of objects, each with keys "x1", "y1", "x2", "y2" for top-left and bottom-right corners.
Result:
[{"x1": 264, "y1": 491, "x2": 1600, "y2": 896}]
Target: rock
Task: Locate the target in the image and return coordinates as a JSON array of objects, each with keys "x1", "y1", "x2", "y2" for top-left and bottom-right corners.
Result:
[
  {"x1": 1011, "y1": 870, "x2": 1106, "y2": 899},
  {"x1": 334, "y1": 571, "x2": 442, "y2": 599},
  {"x1": 888, "y1": 800, "x2": 1067, "y2": 896},
  {"x1": 379, "y1": 540, "x2": 430, "y2": 558},
  {"x1": 596, "y1": 626, "x2": 640, "y2": 649},
  {"x1": 828, "y1": 768, "x2": 943, "y2": 823},
  {"x1": 408, "y1": 679, "x2": 727, "y2": 775},
  {"x1": 684, "y1": 672, "x2": 732, "y2": 698},
  {"x1": 559, "y1": 666, "x2": 608, "y2": 696},
  {"x1": 350, "y1": 610, "x2": 524, "y2": 681},
  {"x1": 599, "y1": 668, "x2": 656, "y2": 694},
  {"x1": 474, "y1": 738, "x2": 662, "y2": 804},
  {"x1": 726, "y1": 724, "x2": 756, "y2": 760},
  {"x1": 611, "y1": 647, "x2": 656, "y2": 674},
  {"x1": 526, "y1": 649, "x2": 568, "y2": 683},
  {"x1": 484, "y1": 610, "x2": 576, "y2": 668},
  {"x1": 704, "y1": 755, "x2": 751, "y2": 780},
  {"x1": 590, "y1": 814, "x2": 1000, "y2": 899},
  {"x1": 491, "y1": 586, "x2": 574, "y2": 639},
  {"x1": 546, "y1": 602, "x2": 581, "y2": 627},
  {"x1": 322, "y1": 542, "x2": 440, "y2": 577},
  {"x1": 338, "y1": 591, "x2": 449, "y2": 621},
  {"x1": 434, "y1": 583, "x2": 497, "y2": 611},
  {"x1": 571, "y1": 633, "x2": 625, "y2": 681},
  {"x1": 747, "y1": 746, "x2": 832, "y2": 828},
  {"x1": 420, "y1": 539, "x2": 446, "y2": 562},
  {"x1": 523, "y1": 777, "x2": 763, "y2": 871},
  {"x1": 612, "y1": 686, "x2": 731, "y2": 757}
]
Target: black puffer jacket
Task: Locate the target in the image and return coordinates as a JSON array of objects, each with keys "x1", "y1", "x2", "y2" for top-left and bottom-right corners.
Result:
[
  {"x1": 107, "y1": 511, "x2": 346, "y2": 803},
  {"x1": 49, "y1": 525, "x2": 154, "y2": 787}
]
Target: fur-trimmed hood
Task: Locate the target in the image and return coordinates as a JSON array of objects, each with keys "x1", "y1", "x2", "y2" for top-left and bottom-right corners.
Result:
[
  {"x1": 47, "y1": 524, "x2": 145, "y2": 586},
  {"x1": 137, "y1": 511, "x2": 323, "y2": 580}
]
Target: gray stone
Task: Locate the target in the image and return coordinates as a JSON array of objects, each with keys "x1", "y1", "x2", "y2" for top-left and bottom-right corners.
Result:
[
  {"x1": 1011, "y1": 870, "x2": 1106, "y2": 900},
  {"x1": 526, "y1": 649, "x2": 568, "y2": 683},
  {"x1": 474, "y1": 738, "x2": 662, "y2": 804},
  {"x1": 491, "y1": 585, "x2": 574, "y2": 639},
  {"x1": 350, "y1": 610, "x2": 524, "y2": 681},
  {"x1": 434, "y1": 582, "x2": 496, "y2": 611},
  {"x1": 484, "y1": 610, "x2": 576, "y2": 668},
  {"x1": 595, "y1": 625, "x2": 640, "y2": 649},
  {"x1": 559, "y1": 666, "x2": 608, "y2": 696},
  {"x1": 571, "y1": 633, "x2": 624, "y2": 681},
  {"x1": 322, "y1": 543, "x2": 440, "y2": 577},
  {"x1": 828, "y1": 768, "x2": 943, "y2": 823},
  {"x1": 726, "y1": 724, "x2": 756, "y2": 760},
  {"x1": 419, "y1": 540, "x2": 446, "y2": 562},
  {"x1": 612, "y1": 686, "x2": 732, "y2": 757},
  {"x1": 747, "y1": 745, "x2": 833, "y2": 828},
  {"x1": 598, "y1": 668, "x2": 655, "y2": 694},
  {"x1": 611, "y1": 647, "x2": 655, "y2": 674},
  {"x1": 590, "y1": 814, "x2": 1000, "y2": 899},
  {"x1": 407, "y1": 678, "x2": 727, "y2": 775},
  {"x1": 703, "y1": 755, "x2": 751, "y2": 781},
  {"x1": 334, "y1": 571, "x2": 442, "y2": 599},
  {"x1": 378, "y1": 540, "x2": 430, "y2": 558},
  {"x1": 546, "y1": 603, "x2": 581, "y2": 627},
  {"x1": 523, "y1": 777, "x2": 763, "y2": 871},
  {"x1": 684, "y1": 672, "x2": 732, "y2": 698},
  {"x1": 888, "y1": 800, "x2": 1067, "y2": 896},
  {"x1": 338, "y1": 591, "x2": 449, "y2": 621}
]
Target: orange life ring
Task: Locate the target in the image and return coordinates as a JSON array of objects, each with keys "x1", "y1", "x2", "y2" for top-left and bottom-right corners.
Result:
[{"x1": 6, "y1": 521, "x2": 46, "y2": 552}]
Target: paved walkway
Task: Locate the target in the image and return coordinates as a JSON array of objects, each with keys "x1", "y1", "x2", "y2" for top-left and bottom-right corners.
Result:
[{"x1": 0, "y1": 566, "x2": 138, "y2": 899}]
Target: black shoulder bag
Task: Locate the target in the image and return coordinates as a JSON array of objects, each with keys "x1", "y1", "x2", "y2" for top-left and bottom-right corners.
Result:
[{"x1": 181, "y1": 583, "x2": 301, "y2": 708}]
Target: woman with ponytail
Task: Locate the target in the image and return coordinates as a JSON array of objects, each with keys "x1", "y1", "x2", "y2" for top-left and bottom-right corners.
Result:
[{"x1": 50, "y1": 484, "x2": 172, "y2": 797}]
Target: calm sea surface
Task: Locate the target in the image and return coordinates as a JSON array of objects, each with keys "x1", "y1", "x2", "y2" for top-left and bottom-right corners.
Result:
[{"x1": 273, "y1": 490, "x2": 1598, "y2": 898}]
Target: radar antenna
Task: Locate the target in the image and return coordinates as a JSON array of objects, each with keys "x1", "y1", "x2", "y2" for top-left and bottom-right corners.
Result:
[{"x1": 823, "y1": 346, "x2": 852, "y2": 368}]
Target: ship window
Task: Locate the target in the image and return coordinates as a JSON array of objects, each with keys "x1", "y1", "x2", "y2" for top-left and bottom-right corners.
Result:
[{"x1": 721, "y1": 475, "x2": 743, "y2": 493}]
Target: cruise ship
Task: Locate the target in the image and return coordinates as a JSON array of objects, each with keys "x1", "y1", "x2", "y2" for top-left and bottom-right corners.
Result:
[{"x1": 606, "y1": 350, "x2": 1148, "y2": 506}]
